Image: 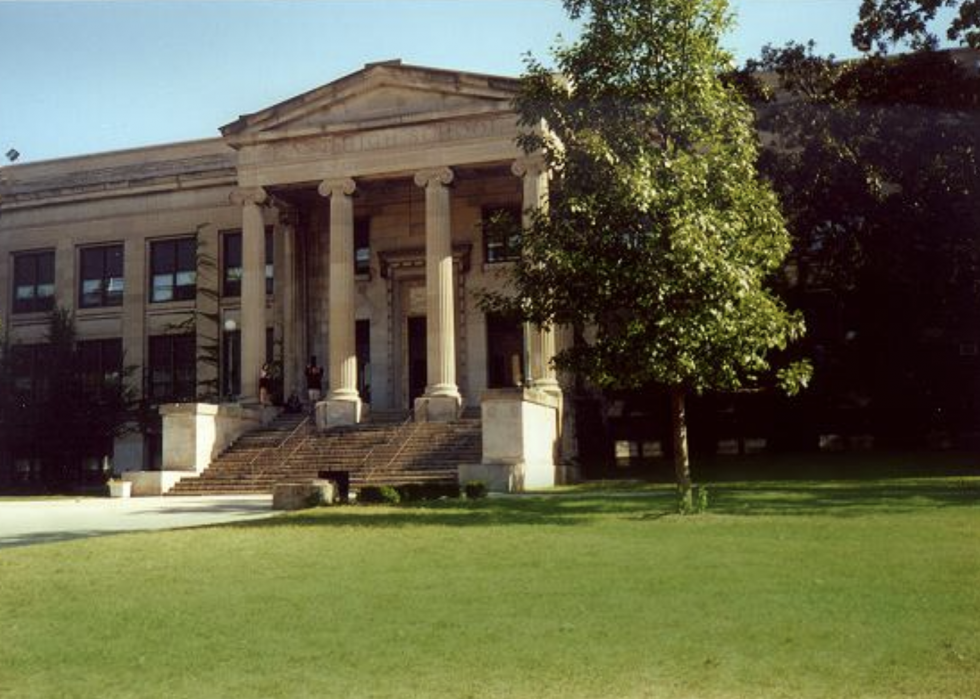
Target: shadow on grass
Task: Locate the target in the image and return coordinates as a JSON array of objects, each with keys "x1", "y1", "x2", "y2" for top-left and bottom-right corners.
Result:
[
  {"x1": 707, "y1": 479, "x2": 980, "y2": 517},
  {"x1": 234, "y1": 476, "x2": 980, "y2": 531},
  {"x1": 235, "y1": 493, "x2": 675, "y2": 531}
]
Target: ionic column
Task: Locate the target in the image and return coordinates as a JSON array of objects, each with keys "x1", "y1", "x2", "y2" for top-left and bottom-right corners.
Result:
[
  {"x1": 414, "y1": 166, "x2": 461, "y2": 421},
  {"x1": 512, "y1": 154, "x2": 561, "y2": 396},
  {"x1": 230, "y1": 186, "x2": 268, "y2": 404},
  {"x1": 317, "y1": 177, "x2": 361, "y2": 427}
]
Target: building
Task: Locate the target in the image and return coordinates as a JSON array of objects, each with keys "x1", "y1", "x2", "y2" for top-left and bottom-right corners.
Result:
[{"x1": 0, "y1": 60, "x2": 567, "y2": 487}]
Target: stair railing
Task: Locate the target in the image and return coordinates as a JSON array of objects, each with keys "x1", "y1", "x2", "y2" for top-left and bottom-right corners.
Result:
[
  {"x1": 243, "y1": 414, "x2": 311, "y2": 482},
  {"x1": 353, "y1": 409, "x2": 419, "y2": 487}
]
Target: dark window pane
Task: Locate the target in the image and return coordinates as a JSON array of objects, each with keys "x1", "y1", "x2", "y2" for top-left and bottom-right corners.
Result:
[
  {"x1": 151, "y1": 241, "x2": 175, "y2": 274},
  {"x1": 13, "y1": 251, "x2": 55, "y2": 313},
  {"x1": 223, "y1": 231, "x2": 242, "y2": 298},
  {"x1": 265, "y1": 227, "x2": 274, "y2": 295},
  {"x1": 355, "y1": 217, "x2": 370, "y2": 275},
  {"x1": 482, "y1": 206, "x2": 522, "y2": 264}
]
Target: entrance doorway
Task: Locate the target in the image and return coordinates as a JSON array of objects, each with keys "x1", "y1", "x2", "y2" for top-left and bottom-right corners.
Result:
[{"x1": 407, "y1": 316, "x2": 427, "y2": 407}]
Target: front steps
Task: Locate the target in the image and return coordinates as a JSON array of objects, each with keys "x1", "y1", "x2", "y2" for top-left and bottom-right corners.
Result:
[{"x1": 167, "y1": 411, "x2": 481, "y2": 495}]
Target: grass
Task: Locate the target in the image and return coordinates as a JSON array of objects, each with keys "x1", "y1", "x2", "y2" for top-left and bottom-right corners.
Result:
[{"x1": 0, "y1": 474, "x2": 978, "y2": 698}]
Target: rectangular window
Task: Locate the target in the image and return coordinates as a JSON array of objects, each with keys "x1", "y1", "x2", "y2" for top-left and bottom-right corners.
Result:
[
  {"x1": 222, "y1": 329, "x2": 241, "y2": 398},
  {"x1": 222, "y1": 230, "x2": 242, "y2": 297},
  {"x1": 486, "y1": 312, "x2": 525, "y2": 388},
  {"x1": 9, "y1": 344, "x2": 52, "y2": 402},
  {"x1": 147, "y1": 334, "x2": 196, "y2": 402},
  {"x1": 265, "y1": 226, "x2": 274, "y2": 296},
  {"x1": 482, "y1": 205, "x2": 522, "y2": 264},
  {"x1": 221, "y1": 228, "x2": 274, "y2": 297},
  {"x1": 77, "y1": 338, "x2": 123, "y2": 398},
  {"x1": 355, "y1": 217, "x2": 370, "y2": 275},
  {"x1": 79, "y1": 245, "x2": 124, "y2": 308},
  {"x1": 356, "y1": 318, "x2": 370, "y2": 402},
  {"x1": 150, "y1": 237, "x2": 196, "y2": 303},
  {"x1": 12, "y1": 251, "x2": 55, "y2": 314}
]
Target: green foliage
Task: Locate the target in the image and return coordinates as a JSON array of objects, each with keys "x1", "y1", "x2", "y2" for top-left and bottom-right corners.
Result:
[
  {"x1": 395, "y1": 482, "x2": 462, "y2": 502},
  {"x1": 740, "y1": 42, "x2": 980, "y2": 444},
  {"x1": 464, "y1": 481, "x2": 489, "y2": 499},
  {"x1": 676, "y1": 484, "x2": 708, "y2": 514},
  {"x1": 853, "y1": 0, "x2": 980, "y2": 52},
  {"x1": 0, "y1": 308, "x2": 139, "y2": 488},
  {"x1": 490, "y1": 0, "x2": 809, "y2": 398},
  {"x1": 357, "y1": 485, "x2": 401, "y2": 505}
]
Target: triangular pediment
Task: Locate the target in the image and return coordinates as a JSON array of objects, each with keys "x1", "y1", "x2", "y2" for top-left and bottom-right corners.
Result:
[{"x1": 221, "y1": 60, "x2": 519, "y2": 142}]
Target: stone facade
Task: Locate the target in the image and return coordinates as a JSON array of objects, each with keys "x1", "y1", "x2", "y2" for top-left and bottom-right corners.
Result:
[{"x1": 0, "y1": 60, "x2": 564, "y2": 476}]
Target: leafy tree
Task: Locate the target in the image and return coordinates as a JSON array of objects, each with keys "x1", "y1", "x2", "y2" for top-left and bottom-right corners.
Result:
[
  {"x1": 739, "y1": 43, "x2": 980, "y2": 445},
  {"x1": 853, "y1": 0, "x2": 980, "y2": 51},
  {"x1": 0, "y1": 308, "x2": 138, "y2": 489},
  {"x1": 487, "y1": 0, "x2": 810, "y2": 505}
]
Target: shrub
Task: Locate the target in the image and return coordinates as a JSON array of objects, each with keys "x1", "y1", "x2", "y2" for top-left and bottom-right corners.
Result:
[
  {"x1": 677, "y1": 485, "x2": 709, "y2": 515},
  {"x1": 396, "y1": 482, "x2": 461, "y2": 502},
  {"x1": 464, "y1": 481, "x2": 488, "y2": 499},
  {"x1": 357, "y1": 485, "x2": 401, "y2": 505}
]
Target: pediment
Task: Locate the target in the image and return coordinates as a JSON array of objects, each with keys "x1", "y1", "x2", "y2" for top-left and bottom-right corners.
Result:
[{"x1": 222, "y1": 61, "x2": 520, "y2": 143}]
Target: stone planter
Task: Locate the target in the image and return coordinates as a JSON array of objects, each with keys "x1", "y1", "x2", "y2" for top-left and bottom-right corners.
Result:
[{"x1": 108, "y1": 480, "x2": 132, "y2": 498}]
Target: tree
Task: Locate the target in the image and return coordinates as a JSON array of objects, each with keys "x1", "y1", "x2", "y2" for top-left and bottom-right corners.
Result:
[
  {"x1": 853, "y1": 0, "x2": 980, "y2": 52},
  {"x1": 738, "y1": 43, "x2": 980, "y2": 445},
  {"x1": 0, "y1": 308, "x2": 138, "y2": 489},
  {"x1": 487, "y1": 0, "x2": 810, "y2": 506}
]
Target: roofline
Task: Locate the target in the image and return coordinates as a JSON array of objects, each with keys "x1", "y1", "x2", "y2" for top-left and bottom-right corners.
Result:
[
  {"x1": 220, "y1": 59, "x2": 521, "y2": 137},
  {"x1": 0, "y1": 136, "x2": 229, "y2": 173}
]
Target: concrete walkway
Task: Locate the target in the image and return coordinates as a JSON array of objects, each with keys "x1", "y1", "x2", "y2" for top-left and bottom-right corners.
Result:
[{"x1": 0, "y1": 495, "x2": 276, "y2": 549}]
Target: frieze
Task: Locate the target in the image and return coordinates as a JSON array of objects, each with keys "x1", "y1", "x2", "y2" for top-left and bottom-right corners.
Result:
[{"x1": 248, "y1": 114, "x2": 516, "y2": 166}]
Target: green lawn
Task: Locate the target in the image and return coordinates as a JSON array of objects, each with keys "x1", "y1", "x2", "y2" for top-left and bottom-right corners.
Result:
[{"x1": 1, "y1": 477, "x2": 978, "y2": 698}]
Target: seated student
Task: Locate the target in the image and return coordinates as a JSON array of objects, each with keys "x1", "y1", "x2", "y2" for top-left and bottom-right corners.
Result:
[{"x1": 284, "y1": 393, "x2": 302, "y2": 414}]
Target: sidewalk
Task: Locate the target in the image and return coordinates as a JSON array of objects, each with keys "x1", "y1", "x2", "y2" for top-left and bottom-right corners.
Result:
[{"x1": 0, "y1": 495, "x2": 276, "y2": 549}]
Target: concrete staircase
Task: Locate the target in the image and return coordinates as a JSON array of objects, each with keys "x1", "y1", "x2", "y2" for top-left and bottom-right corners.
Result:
[{"x1": 166, "y1": 410, "x2": 482, "y2": 495}]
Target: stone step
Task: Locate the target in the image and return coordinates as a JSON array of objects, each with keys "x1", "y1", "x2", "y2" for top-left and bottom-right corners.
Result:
[{"x1": 167, "y1": 415, "x2": 482, "y2": 496}]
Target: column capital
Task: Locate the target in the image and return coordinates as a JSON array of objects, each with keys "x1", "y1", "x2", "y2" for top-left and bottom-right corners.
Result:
[
  {"x1": 511, "y1": 152, "x2": 548, "y2": 180},
  {"x1": 229, "y1": 186, "x2": 268, "y2": 207},
  {"x1": 414, "y1": 166, "x2": 454, "y2": 189},
  {"x1": 318, "y1": 177, "x2": 357, "y2": 199}
]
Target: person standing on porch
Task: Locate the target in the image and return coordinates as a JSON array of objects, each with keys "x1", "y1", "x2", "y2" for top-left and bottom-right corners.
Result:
[{"x1": 305, "y1": 356, "x2": 323, "y2": 411}]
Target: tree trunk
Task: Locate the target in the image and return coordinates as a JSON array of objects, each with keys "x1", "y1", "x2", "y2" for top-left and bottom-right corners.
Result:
[{"x1": 671, "y1": 385, "x2": 693, "y2": 508}]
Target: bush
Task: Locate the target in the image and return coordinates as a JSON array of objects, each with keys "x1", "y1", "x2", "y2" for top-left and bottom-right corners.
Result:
[
  {"x1": 357, "y1": 485, "x2": 401, "y2": 505},
  {"x1": 464, "y1": 481, "x2": 488, "y2": 499},
  {"x1": 677, "y1": 485, "x2": 709, "y2": 515},
  {"x1": 396, "y1": 482, "x2": 461, "y2": 502}
]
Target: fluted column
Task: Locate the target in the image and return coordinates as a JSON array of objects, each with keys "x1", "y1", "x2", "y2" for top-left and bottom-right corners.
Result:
[
  {"x1": 317, "y1": 177, "x2": 361, "y2": 427},
  {"x1": 512, "y1": 154, "x2": 561, "y2": 396},
  {"x1": 414, "y1": 166, "x2": 461, "y2": 421},
  {"x1": 230, "y1": 186, "x2": 268, "y2": 404},
  {"x1": 274, "y1": 207, "x2": 300, "y2": 398}
]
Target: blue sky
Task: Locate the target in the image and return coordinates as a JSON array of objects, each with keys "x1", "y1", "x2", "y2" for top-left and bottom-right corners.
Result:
[{"x1": 0, "y1": 0, "x2": 917, "y2": 163}]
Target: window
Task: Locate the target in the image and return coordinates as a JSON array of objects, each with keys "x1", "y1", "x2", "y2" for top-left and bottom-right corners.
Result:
[
  {"x1": 482, "y1": 205, "x2": 522, "y2": 264},
  {"x1": 77, "y1": 338, "x2": 123, "y2": 398},
  {"x1": 150, "y1": 238, "x2": 196, "y2": 303},
  {"x1": 355, "y1": 217, "x2": 371, "y2": 275},
  {"x1": 9, "y1": 344, "x2": 52, "y2": 402},
  {"x1": 79, "y1": 245, "x2": 124, "y2": 308},
  {"x1": 486, "y1": 313, "x2": 525, "y2": 388},
  {"x1": 12, "y1": 251, "x2": 55, "y2": 314},
  {"x1": 221, "y1": 228, "x2": 273, "y2": 297},
  {"x1": 356, "y1": 319, "x2": 370, "y2": 402},
  {"x1": 147, "y1": 334, "x2": 196, "y2": 402},
  {"x1": 221, "y1": 328, "x2": 241, "y2": 398}
]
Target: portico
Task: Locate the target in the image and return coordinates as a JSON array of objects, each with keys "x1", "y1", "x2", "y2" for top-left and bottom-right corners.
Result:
[{"x1": 221, "y1": 60, "x2": 560, "y2": 427}]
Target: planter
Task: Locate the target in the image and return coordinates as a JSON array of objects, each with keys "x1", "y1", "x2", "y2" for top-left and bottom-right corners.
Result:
[{"x1": 108, "y1": 480, "x2": 132, "y2": 498}]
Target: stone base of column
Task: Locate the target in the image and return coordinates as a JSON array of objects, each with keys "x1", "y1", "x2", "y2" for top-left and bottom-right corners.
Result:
[
  {"x1": 316, "y1": 396, "x2": 363, "y2": 429},
  {"x1": 414, "y1": 393, "x2": 462, "y2": 423}
]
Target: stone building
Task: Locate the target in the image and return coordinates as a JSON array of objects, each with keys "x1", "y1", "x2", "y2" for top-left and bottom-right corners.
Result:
[{"x1": 0, "y1": 61, "x2": 565, "y2": 486}]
